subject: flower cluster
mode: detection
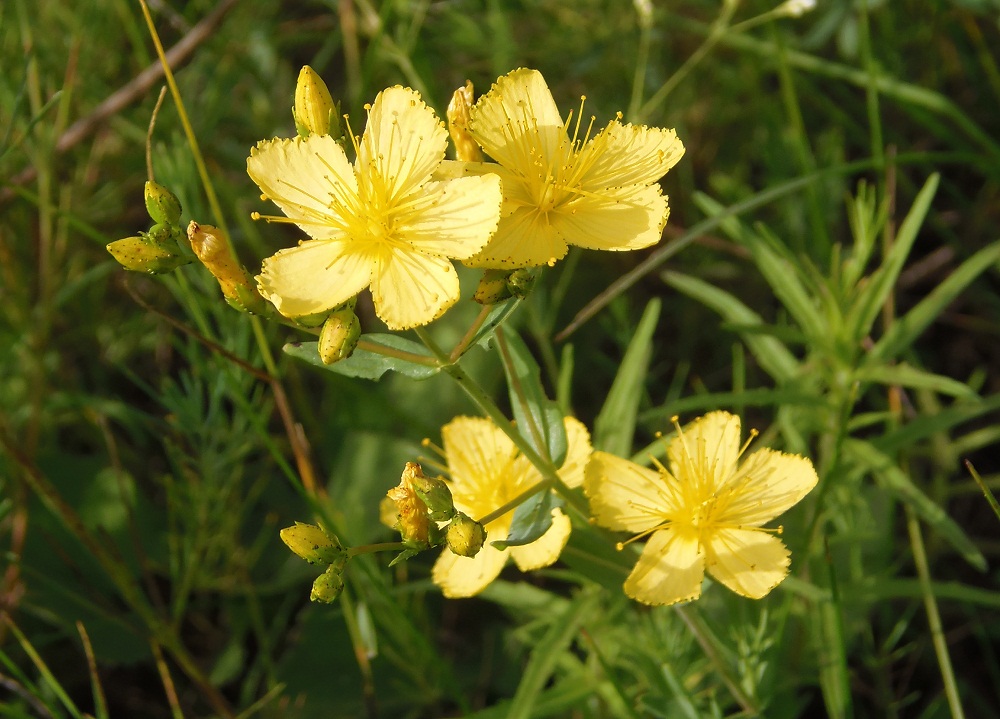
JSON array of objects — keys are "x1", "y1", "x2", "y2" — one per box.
[{"x1": 246, "y1": 67, "x2": 685, "y2": 331}]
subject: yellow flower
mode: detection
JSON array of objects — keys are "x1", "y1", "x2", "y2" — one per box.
[
  {"x1": 432, "y1": 416, "x2": 592, "y2": 597},
  {"x1": 248, "y1": 86, "x2": 503, "y2": 330},
  {"x1": 456, "y1": 67, "x2": 685, "y2": 268},
  {"x1": 585, "y1": 412, "x2": 818, "y2": 606}
]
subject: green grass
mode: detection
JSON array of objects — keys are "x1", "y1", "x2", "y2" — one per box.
[{"x1": 2, "y1": 0, "x2": 1000, "y2": 717}]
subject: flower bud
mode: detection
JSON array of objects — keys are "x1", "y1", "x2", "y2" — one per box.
[
  {"x1": 386, "y1": 467, "x2": 431, "y2": 549},
  {"x1": 310, "y1": 566, "x2": 345, "y2": 603},
  {"x1": 447, "y1": 81, "x2": 483, "y2": 162},
  {"x1": 106, "y1": 235, "x2": 189, "y2": 274},
  {"x1": 446, "y1": 512, "x2": 486, "y2": 558},
  {"x1": 505, "y1": 267, "x2": 537, "y2": 299},
  {"x1": 187, "y1": 221, "x2": 265, "y2": 312},
  {"x1": 280, "y1": 521, "x2": 347, "y2": 567},
  {"x1": 293, "y1": 65, "x2": 340, "y2": 137},
  {"x1": 473, "y1": 269, "x2": 514, "y2": 305},
  {"x1": 144, "y1": 181, "x2": 182, "y2": 225},
  {"x1": 318, "y1": 308, "x2": 361, "y2": 364},
  {"x1": 403, "y1": 462, "x2": 455, "y2": 522}
]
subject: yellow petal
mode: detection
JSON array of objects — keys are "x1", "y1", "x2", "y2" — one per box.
[
  {"x1": 247, "y1": 136, "x2": 357, "y2": 239},
  {"x1": 357, "y1": 86, "x2": 447, "y2": 202},
  {"x1": 557, "y1": 417, "x2": 592, "y2": 489},
  {"x1": 257, "y1": 240, "x2": 372, "y2": 317},
  {"x1": 463, "y1": 206, "x2": 568, "y2": 269},
  {"x1": 469, "y1": 68, "x2": 567, "y2": 172},
  {"x1": 585, "y1": 451, "x2": 675, "y2": 533},
  {"x1": 432, "y1": 541, "x2": 509, "y2": 597},
  {"x1": 442, "y1": 417, "x2": 517, "y2": 499},
  {"x1": 369, "y1": 247, "x2": 460, "y2": 330},
  {"x1": 578, "y1": 120, "x2": 685, "y2": 190},
  {"x1": 623, "y1": 528, "x2": 704, "y2": 606},
  {"x1": 668, "y1": 411, "x2": 742, "y2": 492},
  {"x1": 552, "y1": 183, "x2": 668, "y2": 252},
  {"x1": 716, "y1": 448, "x2": 818, "y2": 526},
  {"x1": 705, "y1": 528, "x2": 790, "y2": 599},
  {"x1": 509, "y1": 508, "x2": 571, "y2": 571},
  {"x1": 434, "y1": 162, "x2": 531, "y2": 217},
  {"x1": 396, "y1": 175, "x2": 502, "y2": 260}
]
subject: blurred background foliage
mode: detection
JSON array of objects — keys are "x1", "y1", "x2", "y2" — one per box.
[{"x1": 2, "y1": 0, "x2": 1000, "y2": 717}]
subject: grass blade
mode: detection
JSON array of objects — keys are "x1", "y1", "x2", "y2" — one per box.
[{"x1": 593, "y1": 298, "x2": 660, "y2": 455}]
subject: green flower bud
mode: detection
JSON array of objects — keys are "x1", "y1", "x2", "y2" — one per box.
[
  {"x1": 293, "y1": 65, "x2": 340, "y2": 138},
  {"x1": 106, "y1": 235, "x2": 189, "y2": 274},
  {"x1": 446, "y1": 512, "x2": 486, "y2": 558},
  {"x1": 473, "y1": 269, "x2": 514, "y2": 305},
  {"x1": 318, "y1": 308, "x2": 361, "y2": 364},
  {"x1": 280, "y1": 521, "x2": 346, "y2": 567},
  {"x1": 406, "y1": 465, "x2": 456, "y2": 522},
  {"x1": 144, "y1": 181, "x2": 182, "y2": 225},
  {"x1": 505, "y1": 267, "x2": 537, "y2": 299},
  {"x1": 310, "y1": 566, "x2": 345, "y2": 603}
]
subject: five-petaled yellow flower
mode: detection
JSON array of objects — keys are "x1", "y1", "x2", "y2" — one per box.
[
  {"x1": 248, "y1": 86, "x2": 503, "y2": 330},
  {"x1": 585, "y1": 412, "x2": 817, "y2": 606},
  {"x1": 432, "y1": 416, "x2": 591, "y2": 597},
  {"x1": 454, "y1": 67, "x2": 685, "y2": 268}
]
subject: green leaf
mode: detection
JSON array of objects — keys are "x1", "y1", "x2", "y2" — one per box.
[
  {"x1": 869, "y1": 241, "x2": 1000, "y2": 362},
  {"x1": 472, "y1": 297, "x2": 522, "y2": 350},
  {"x1": 496, "y1": 328, "x2": 568, "y2": 466},
  {"x1": 847, "y1": 174, "x2": 939, "y2": 344},
  {"x1": 853, "y1": 363, "x2": 979, "y2": 399},
  {"x1": 594, "y1": 298, "x2": 660, "y2": 455},
  {"x1": 664, "y1": 270, "x2": 800, "y2": 383},
  {"x1": 505, "y1": 588, "x2": 602, "y2": 719},
  {"x1": 283, "y1": 334, "x2": 438, "y2": 380},
  {"x1": 491, "y1": 490, "x2": 564, "y2": 550},
  {"x1": 846, "y1": 439, "x2": 987, "y2": 571}
]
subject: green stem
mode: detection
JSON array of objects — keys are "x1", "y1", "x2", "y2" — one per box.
[
  {"x1": 674, "y1": 605, "x2": 759, "y2": 715},
  {"x1": 637, "y1": 1, "x2": 737, "y2": 121},
  {"x1": 355, "y1": 338, "x2": 438, "y2": 366},
  {"x1": 449, "y1": 304, "x2": 492, "y2": 363},
  {"x1": 905, "y1": 505, "x2": 966, "y2": 719},
  {"x1": 347, "y1": 541, "x2": 407, "y2": 558},
  {"x1": 414, "y1": 328, "x2": 590, "y2": 519}
]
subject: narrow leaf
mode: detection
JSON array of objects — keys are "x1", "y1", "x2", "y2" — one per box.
[
  {"x1": 594, "y1": 298, "x2": 660, "y2": 455},
  {"x1": 496, "y1": 328, "x2": 568, "y2": 466},
  {"x1": 854, "y1": 363, "x2": 978, "y2": 399},
  {"x1": 506, "y1": 588, "x2": 602, "y2": 719},
  {"x1": 870, "y1": 241, "x2": 1000, "y2": 362},
  {"x1": 664, "y1": 270, "x2": 800, "y2": 383},
  {"x1": 491, "y1": 491, "x2": 564, "y2": 550},
  {"x1": 283, "y1": 334, "x2": 438, "y2": 380},
  {"x1": 846, "y1": 439, "x2": 986, "y2": 571},
  {"x1": 848, "y1": 174, "x2": 939, "y2": 344},
  {"x1": 472, "y1": 297, "x2": 522, "y2": 350}
]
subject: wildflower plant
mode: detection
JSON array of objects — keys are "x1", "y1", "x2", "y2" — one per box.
[{"x1": 18, "y1": 3, "x2": 992, "y2": 714}]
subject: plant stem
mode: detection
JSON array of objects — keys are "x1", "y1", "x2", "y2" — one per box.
[{"x1": 905, "y1": 506, "x2": 966, "y2": 719}]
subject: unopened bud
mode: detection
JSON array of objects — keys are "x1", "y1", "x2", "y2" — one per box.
[
  {"x1": 187, "y1": 221, "x2": 264, "y2": 312},
  {"x1": 310, "y1": 566, "x2": 345, "y2": 603},
  {"x1": 280, "y1": 521, "x2": 347, "y2": 567},
  {"x1": 387, "y1": 466, "x2": 431, "y2": 549},
  {"x1": 446, "y1": 512, "x2": 486, "y2": 558},
  {"x1": 447, "y1": 81, "x2": 483, "y2": 162},
  {"x1": 106, "y1": 235, "x2": 189, "y2": 274},
  {"x1": 144, "y1": 181, "x2": 182, "y2": 225},
  {"x1": 318, "y1": 308, "x2": 361, "y2": 364},
  {"x1": 473, "y1": 269, "x2": 514, "y2": 305},
  {"x1": 293, "y1": 65, "x2": 340, "y2": 137},
  {"x1": 404, "y1": 463, "x2": 455, "y2": 522},
  {"x1": 776, "y1": 0, "x2": 816, "y2": 17},
  {"x1": 505, "y1": 268, "x2": 537, "y2": 299}
]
